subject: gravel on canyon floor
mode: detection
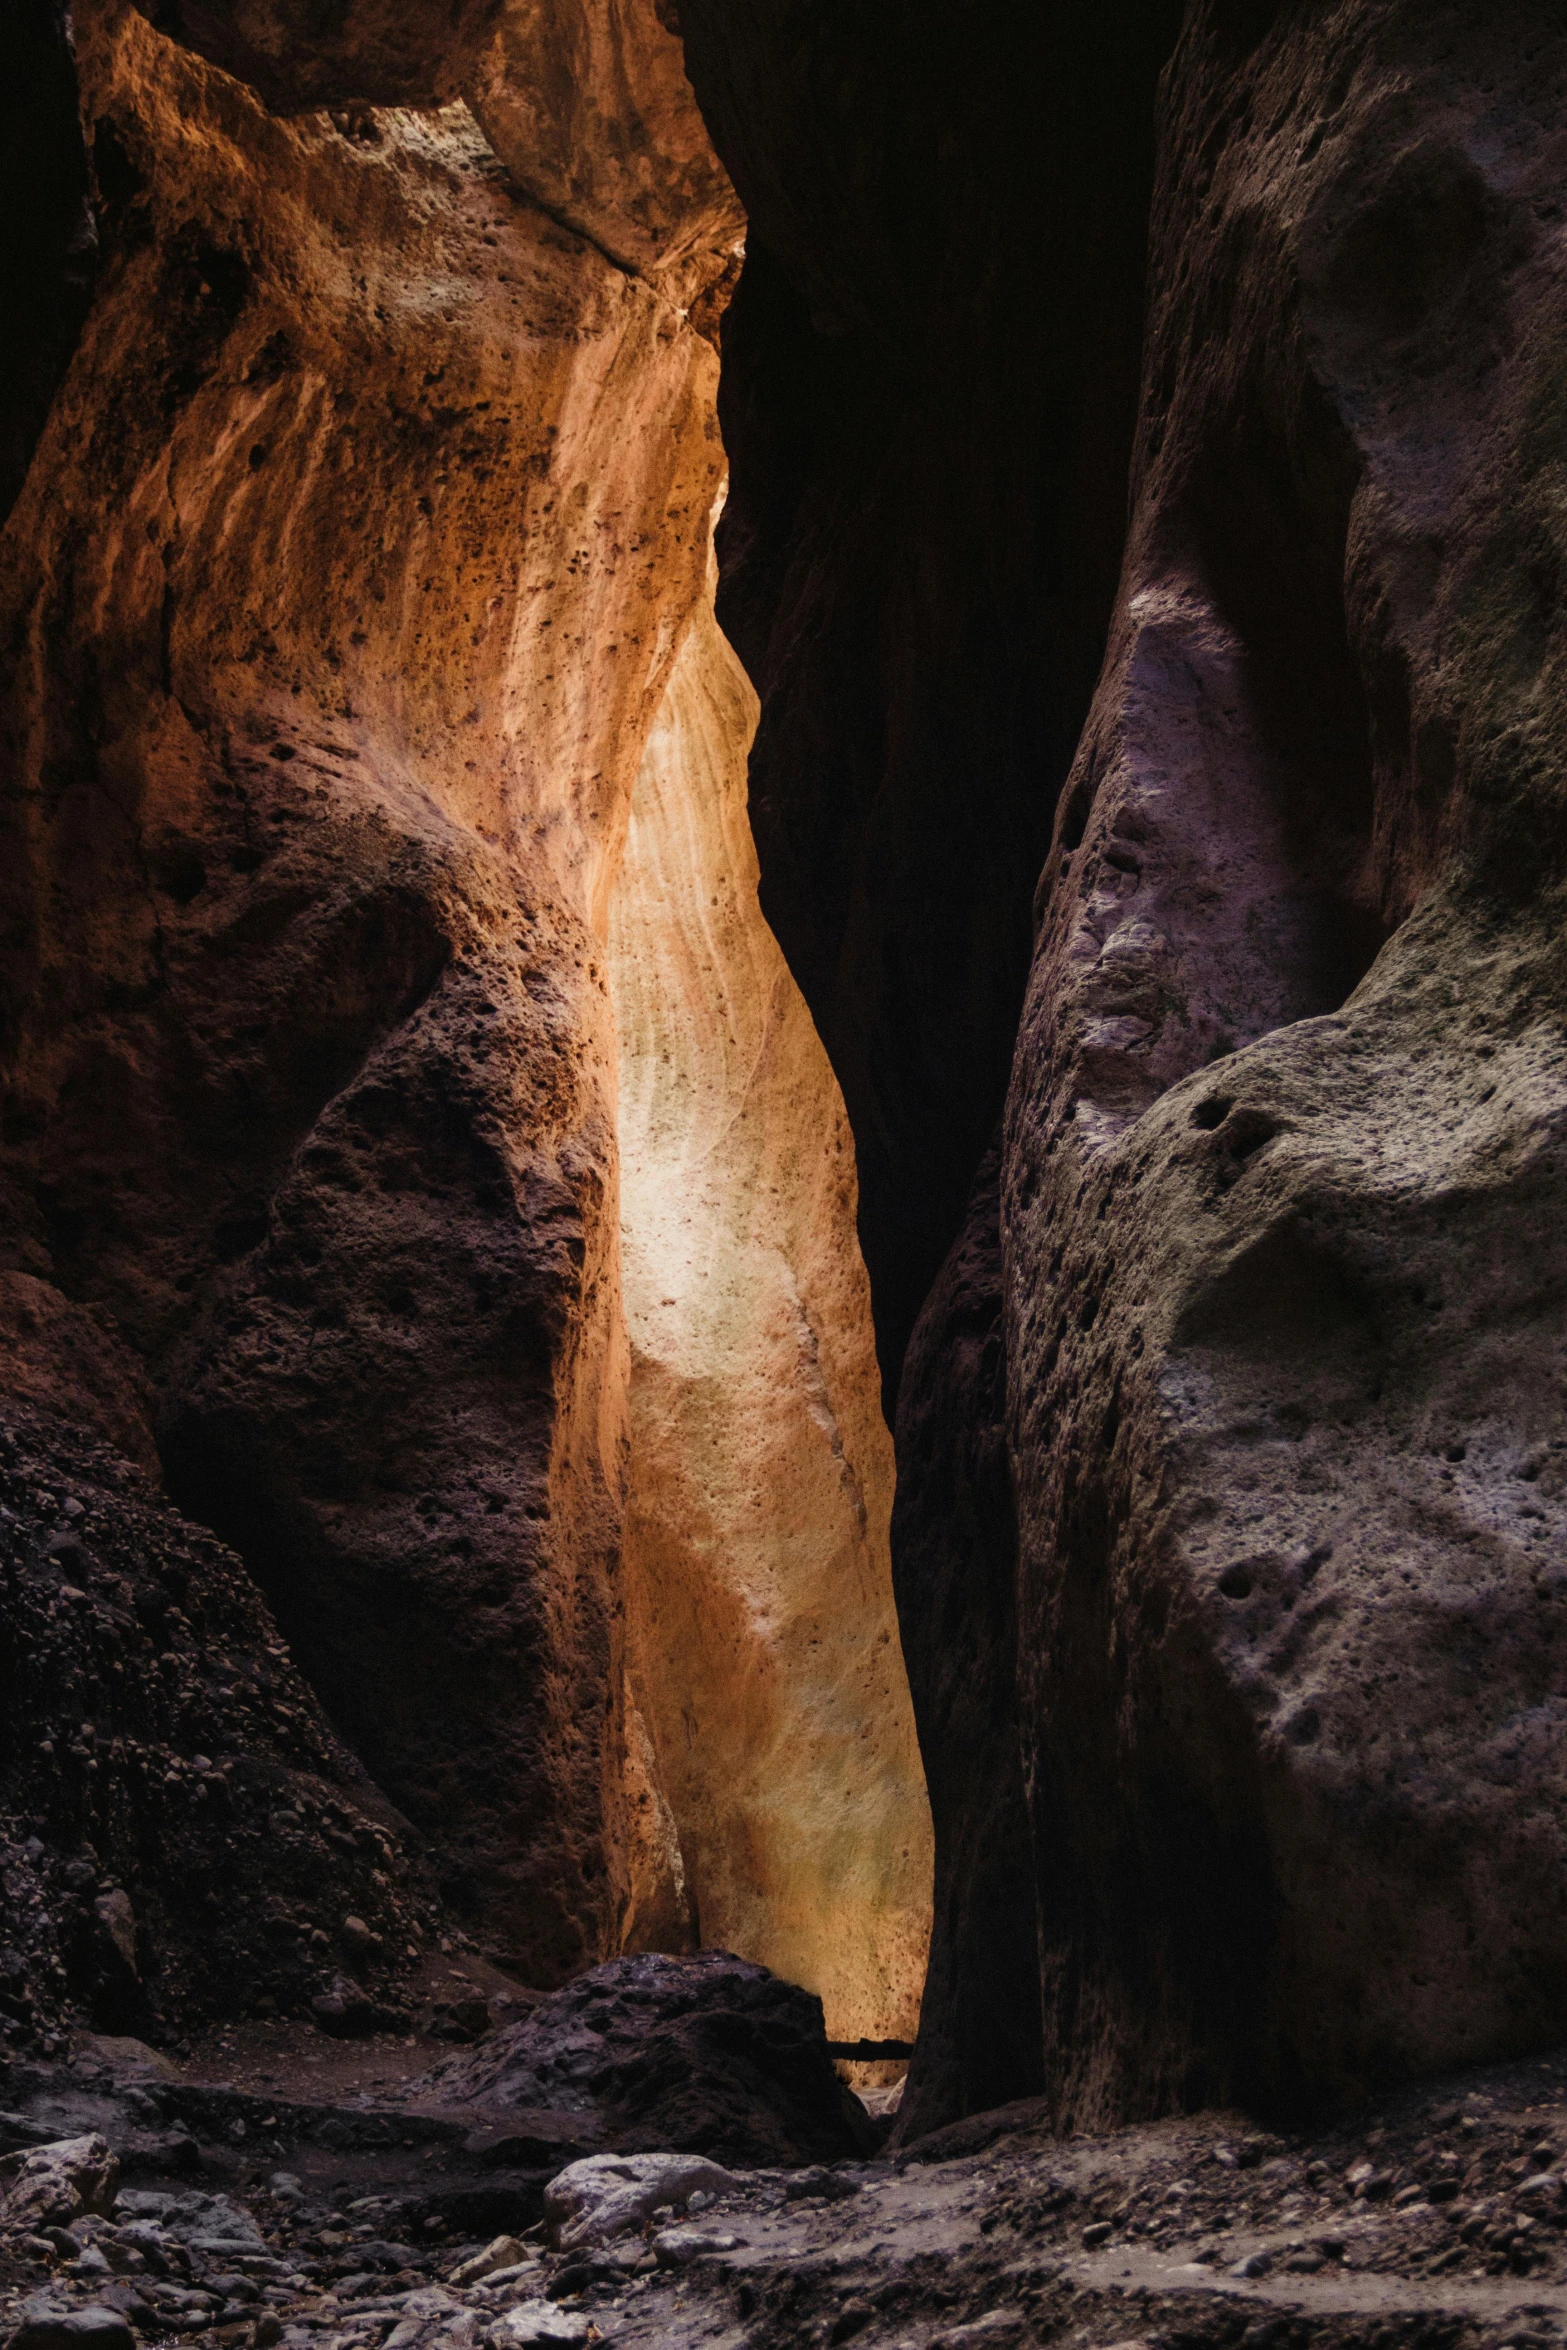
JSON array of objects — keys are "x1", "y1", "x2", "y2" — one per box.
[{"x1": 9, "y1": 2039, "x2": 1567, "y2": 2350}]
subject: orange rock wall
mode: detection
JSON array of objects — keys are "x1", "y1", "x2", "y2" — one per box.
[
  {"x1": 607, "y1": 569, "x2": 931, "y2": 2042},
  {"x1": 0, "y1": 0, "x2": 930, "y2": 2030}
]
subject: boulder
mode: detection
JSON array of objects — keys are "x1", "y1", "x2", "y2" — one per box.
[
  {"x1": 422, "y1": 1952, "x2": 876, "y2": 2167},
  {"x1": 0, "y1": 2136, "x2": 118, "y2": 2232},
  {"x1": 543, "y1": 2152, "x2": 735, "y2": 2253},
  {"x1": 6, "y1": 2311, "x2": 135, "y2": 2350},
  {"x1": 485, "y1": 2310, "x2": 592, "y2": 2349},
  {"x1": 446, "y1": 2237, "x2": 530, "y2": 2288},
  {"x1": 650, "y1": 2221, "x2": 744, "y2": 2266}
]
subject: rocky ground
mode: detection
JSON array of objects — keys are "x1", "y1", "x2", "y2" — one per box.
[{"x1": 8, "y1": 2029, "x2": 1567, "y2": 2350}]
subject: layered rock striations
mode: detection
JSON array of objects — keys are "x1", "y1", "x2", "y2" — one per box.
[{"x1": 1003, "y1": 0, "x2": 1567, "y2": 2123}]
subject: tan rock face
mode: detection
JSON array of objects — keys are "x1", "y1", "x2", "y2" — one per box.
[
  {"x1": 1003, "y1": 0, "x2": 1567, "y2": 2124},
  {"x1": 2, "y1": 0, "x2": 928, "y2": 2034},
  {"x1": 136, "y1": 0, "x2": 744, "y2": 309},
  {"x1": 1, "y1": 0, "x2": 719, "y2": 1978},
  {"x1": 464, "y1": 0, "x2": 745, "y2": 304},
  {"x1": 607, "y1": 572, "x2": 931, "y2": 2041}
]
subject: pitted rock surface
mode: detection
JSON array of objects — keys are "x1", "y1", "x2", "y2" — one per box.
[{"x1": 0, "y1": 1410, "x2": 435, "y2": 2048}]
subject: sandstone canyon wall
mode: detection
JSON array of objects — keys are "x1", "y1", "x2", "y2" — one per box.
[
  {"x1": 686, "y1": 0, "x2": 1567, "y2": 2135},
  {"x1": 609, "y1": 572, "x2": 929, "y2": 2046},
  {"x1": 9, "y1": 0, "x2": 1567, "y2": 2145},
  {"x1": 1004, "y1": 0, "x2": 1567, "y2": 2127},
  {"x1": 0, "y1": 0, "x2": 929, "y2": 2043}
]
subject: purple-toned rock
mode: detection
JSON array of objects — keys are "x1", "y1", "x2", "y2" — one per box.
[{"x1": 420, "y1": 1952, "x2": 875, "y2": 2168}]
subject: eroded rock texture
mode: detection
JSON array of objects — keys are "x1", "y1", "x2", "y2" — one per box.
[
  {"x1": 1, "y1": 0, "x2": 928, "y2": 2045},
  {"x1": 0, "y1": 1406, "x2": 437, "y2": 2045},
  {"x1": 1004, "y1": 0, "x2": 1567, "y2": 2124},
  {"x1": 0, "y1": 0, "x2": 722, "y2": 1983},
  {"x1": 608, "y1": 576, "x2": 930, "y2": 2042},
  {"x1": 681, "y1": 0, "x2": 1567, "y2": 2136}
]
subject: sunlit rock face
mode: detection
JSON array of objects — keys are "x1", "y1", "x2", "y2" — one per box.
[
  {"x1": 0, "y1": 0, "x2": 720, "y2": 1981},
  {"x1": 607, "y1": 571, "x2": 931, "y2": 2043},
  {"x1": 136, "y1": 0, "x2": 745, "y2": 303},
  {"x1": 1004, "y1": 0, "x2": 1567, "y2": 2125},
  {"x1": 1, "y1": 0, "x2": 928, "y2": 2038}
]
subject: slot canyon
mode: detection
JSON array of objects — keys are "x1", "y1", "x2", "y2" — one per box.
[{"x1": 3, "y1": 4, "x2": 1567, "y2": 2350}]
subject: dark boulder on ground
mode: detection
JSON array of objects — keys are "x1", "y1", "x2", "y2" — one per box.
[{"x1": 418, "y1": 1952, "x2": 876, "y2": 2169}]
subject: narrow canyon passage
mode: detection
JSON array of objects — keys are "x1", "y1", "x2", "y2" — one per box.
[{"x1": 9, "y1": 12, "x2": 1567, "y2": 2299}]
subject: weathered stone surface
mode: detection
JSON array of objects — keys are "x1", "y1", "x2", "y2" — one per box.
[
  {"x1": 463, "y1": 0, "x2": 744, "y2": 304},
  {"x1": 0, "y1": 1280, "x2": 158, "y2": 1481},
  {"x1": 1002, "y1": 0, "x2": 1567, "y2": 2124},
  {"x1": 7, "y1": 2309, "x2": 136, "y2": 2350},
  {"x1": 132, "y1": 0, "x2": 742, "y2": 310},
  {"x1": 1, "y1": 0, "x2": 722, "y2": 1985},
  {"x1": 542, "y1": 2150, "x2": 733, "y2": 2251},
  {"x1": 0, "y1": 1406, "x2": 436, "y2": 2041},
  {"x1": 0, "y1": 0, "x2": 928, "y2": 2050},
  {"x1": 607, "y1": 578, "x2": 929, "y2": 2042},
  {"x1": 0, "y1": 2137, "x2": 117, "y2": 2233},
  {"x1": 420, "y1": 1952, "x2": 875, "y2": 2167}
]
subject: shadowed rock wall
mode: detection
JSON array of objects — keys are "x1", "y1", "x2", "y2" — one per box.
[
  {"x1": 676, "y1": 0, "x2": 1184, "y2": 2130},
  {"x1": 1004, "y1": 0, "x2": 1567, "y2": 2126},
  {"x1": 0, "y1": 0, "x2": 98, "y2": 522},
  {"x1": 681, "y1": 0, "x2": 1567, "y2": 2135}
]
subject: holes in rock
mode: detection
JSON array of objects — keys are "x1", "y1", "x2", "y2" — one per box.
[
  {"x1": 1192, "y1": 1095, "x2": 1234, "y2": 1130},
  {"x1": 153, "y1": 842, "x2": 207, "y2": 903},
  {"x1": 1192, "y1": 365, "x2": 1401, "y2": 1020},
  {"x1": 184, "y1": 239, "x2": 251, "y2": 322},
  {"x1": 1224, "y1": 1107, "x2": 1280, "y2": 1163},
  {"x1": 91, "y1": 116, "x2": 144, "y2": 215},
  {"x1": 1218, "y1": 1565, "x2": 1255, "y2": 1600},
  {"x1": 1316, "y1": 140, "x2": 1507, "y2": 341}
]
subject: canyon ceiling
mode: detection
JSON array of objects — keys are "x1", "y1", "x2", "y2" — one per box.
[{"x1": 4, "y1": 0, "x2": 1567, "y2": 2153}]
